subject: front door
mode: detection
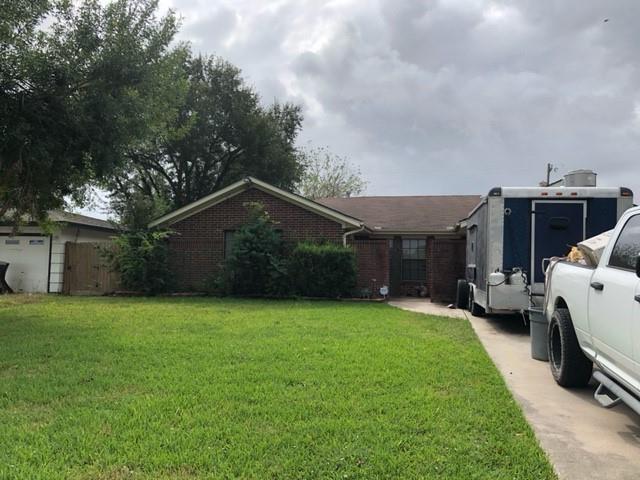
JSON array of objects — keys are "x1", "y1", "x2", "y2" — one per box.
[
  {"x1": 590, "y1": 213, "x2": 640, "y2": 383},
  {"x1": 531, "y1": 201, "x2": 586, "y2": 284},
  {"x1": 632, "y1": 281, "x2": 640, "y2": 381}
]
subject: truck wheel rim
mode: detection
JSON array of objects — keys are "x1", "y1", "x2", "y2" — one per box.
[{"x1": 549, "y1": 323, "x2": 562, "y2": 371}]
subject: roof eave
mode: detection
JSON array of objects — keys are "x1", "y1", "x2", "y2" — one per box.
[{"x1": 366, "y1": 228, "x2": 462, "y2": 236}]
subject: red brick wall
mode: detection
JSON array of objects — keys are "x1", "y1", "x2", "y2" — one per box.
[
  {"x1": 166, "y1": 186, "x2": 467, "y2": 298},
  {"x1": 168, "y1": 188, "x2": 344, "y2": 290},
  {"x1": 352, "y1": 238, "x2": 389, "y2": 296},
  {"x1": 430, "y1": 237, "x2": 466, "y2": 303}
]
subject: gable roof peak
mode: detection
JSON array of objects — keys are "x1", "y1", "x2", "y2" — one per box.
[{"x1": 148, "y1": 176, "x2": 363, "y2": 229}]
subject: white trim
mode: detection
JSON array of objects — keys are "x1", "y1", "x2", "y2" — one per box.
[
  {"x1": 365, "y1": 230, "x2": 461, "y2": 236},
  {"x1": 487, "y1": 196, "x2": 504, "y2": 286},
  {"x1": 149, "y1": 177, "x2": 363, "y2": 229},
  {"x1": 148, "y1": 180, "x2": 248, "y2": 227},
  {"x1": 500, "y1": 187, "x2": 624, "y2": 198},
  {"x1": 249, "y1": 178, "x2": 363, "y2": 227}
]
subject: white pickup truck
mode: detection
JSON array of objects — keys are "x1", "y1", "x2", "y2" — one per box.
[{"x1": 544, "y1": 206, "x2": 640, "y2": 413}]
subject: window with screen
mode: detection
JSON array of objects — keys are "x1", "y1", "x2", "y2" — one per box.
[
  {"x1": 224, "y1": 231, "x2": 236, "y2": 259},
  {"x1": 402, "y1": 238, "x2": 426, "y2": 281},
  {"x1": 609, "y1": 215, "x2": 640, "y2": 271}
]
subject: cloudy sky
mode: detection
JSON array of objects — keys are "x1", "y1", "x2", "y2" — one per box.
[{"x1": 153, "y1": 0, "x2": 639, "y2": 197}]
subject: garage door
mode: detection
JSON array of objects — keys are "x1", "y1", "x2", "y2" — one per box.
[{"x1": 0, "y1": 236, "x2": 50, "y2": 293}]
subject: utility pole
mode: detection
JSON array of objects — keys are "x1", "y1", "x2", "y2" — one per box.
[{"x1": 545, "y1": 163, "x2": 554, "y2": 186}]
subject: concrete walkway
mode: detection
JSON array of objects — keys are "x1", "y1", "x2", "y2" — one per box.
[
  {"x1": 390, "y1": 298, "x2": 640, "y2": 480},
  {"x1": 388, "y1": 297, "x2": 466, "y2": 319}
]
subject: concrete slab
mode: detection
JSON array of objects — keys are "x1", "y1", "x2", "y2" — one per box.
[
  {"x1": 388, "y1": 298, "x2": 466, "y2": 319},
  {"x1": 390, "y1": 299, "x2": 640, "y2": 480},
  {"x1": 468, "y1": 314, "x2": 640, "y2": 480}
]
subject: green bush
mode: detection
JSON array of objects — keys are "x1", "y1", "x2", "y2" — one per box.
[
  {"x1": 288, "y1": 242, "x2": 357, "y2": 297},
  {"x1": 210, "y1": 203, "x2": 358, "y2": 298},
  {"x1": 218, "y1": 202, "x2": 288, "y2": 296},
  {"x1": 105, "y1": 230, "x2": 173, "y2": 295}
]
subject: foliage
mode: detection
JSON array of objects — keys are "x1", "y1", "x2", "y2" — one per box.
[
  {"x1": 297, "y1": 145, "x2": 368, "y2": 199},
  {"x1": 211, "y1": 205, "x2": 357, "y2": 298},
  {"x1": 107, "y1": 54, "x2": 305, "y2": 212},
  {"x1": 0, "y1": 0, "x2": 185, "y2": 224},
  {"x1": 105, "y1": 230, "x2": 173, "y2": 294},
  {"x1": 288, "y1": 242, "x2": 357, "y2": 297},
  {"x1": 217, "y1": 202, "x2": 287, "y2": 296},
  {"x1": 0, "y1": 296, "x2": 556, "y2": 479},
  {"x1": 110, "y1": 188, "x2": 170, "y2": 231}
]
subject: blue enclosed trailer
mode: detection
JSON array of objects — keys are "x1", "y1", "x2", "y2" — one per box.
[{"x1": 461, "y1": 183, "x2": 634, "y2": 315}]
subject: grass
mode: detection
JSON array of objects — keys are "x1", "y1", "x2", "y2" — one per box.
[{"x1": 0, "y1": 296, "x2": 555, "y2": 479}]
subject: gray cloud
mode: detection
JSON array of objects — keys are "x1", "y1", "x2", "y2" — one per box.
[{"x1": 160, "y1": 0, "x2": 640, "y2": 197}]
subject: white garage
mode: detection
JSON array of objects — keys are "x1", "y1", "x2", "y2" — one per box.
[
  {"x1": 0, "y1": 212, "x2": 116, "y2": 293},
  {"x1": 1, "y1": 236, "x2": 51, "y2": 293}
]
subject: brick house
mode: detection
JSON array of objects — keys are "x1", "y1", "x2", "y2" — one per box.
[{"x1": 150, "y1": 177, "x2": 480, "y2": 302}]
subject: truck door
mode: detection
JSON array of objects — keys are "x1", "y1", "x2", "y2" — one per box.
[
  {"x1": 589, "y1": 213, "x2": 640, "y2": 381},
  {"x1": 531, "y1": 201, "x2": 586, "y2": 285},
  {"x1": 633, "y1": 281, "x2": 640, "y2": 378}
]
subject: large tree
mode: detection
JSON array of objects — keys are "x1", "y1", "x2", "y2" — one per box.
[
  {"x1": 107, "y1": 54, "x2": 305, "y2": 224},
  {"x1": 296, "y1": 146, "x2": 367, "y2": 199},
  {"x1": 0, "y1": 0, "x2": 183, "y2": 224}
]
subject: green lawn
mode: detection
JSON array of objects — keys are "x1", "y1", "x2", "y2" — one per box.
[{"x1": 0, "y1": 296, "x2": 554, "y2": 479}]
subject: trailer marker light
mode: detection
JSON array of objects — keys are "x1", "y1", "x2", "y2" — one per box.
[
  {"x1": 541, "y1": 192, "x2": 549, "y2": 196},
  {"x1": 570, "y1": 192, "x2": 578, "y2": 196}
]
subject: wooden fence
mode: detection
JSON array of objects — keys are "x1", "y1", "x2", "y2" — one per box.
[{"x1": 63, "y1": 242, "x2": 120, "y2": 295}]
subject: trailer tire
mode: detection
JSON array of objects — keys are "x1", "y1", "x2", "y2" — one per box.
[
  {"x1": 548, "y1": 308, "x2": 592, "y2": 387},
  {"x1": 455, "y1": 280, "x2": 469, "y2": 309},
  {"x1": 468, "y1": 289, "x2": 485, "y2": 317}
]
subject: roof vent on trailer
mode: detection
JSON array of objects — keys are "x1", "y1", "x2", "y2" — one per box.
[{"x1": 563, "y1": 169, "x2": 597, "y2": 187}]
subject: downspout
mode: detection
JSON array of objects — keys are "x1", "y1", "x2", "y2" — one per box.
[{"x1": 342, "y1": 224, "x2": 366, "y2": 246}]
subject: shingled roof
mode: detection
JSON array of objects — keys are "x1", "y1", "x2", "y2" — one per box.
[
  {"x1": 317, "y1": 195, "x2": 481, "y2": 233},
  {"x1": 48, "y1": 211, "x2": 117, "y2": 231}
]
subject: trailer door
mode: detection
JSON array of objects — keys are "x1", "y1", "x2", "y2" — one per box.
[{"x1": 531, "y1": 201, "x2": 586, "y2": 284}]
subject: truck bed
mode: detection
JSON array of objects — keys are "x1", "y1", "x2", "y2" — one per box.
[{"x1": 545, "y1": 260, "x2": 594, "y2": 343}]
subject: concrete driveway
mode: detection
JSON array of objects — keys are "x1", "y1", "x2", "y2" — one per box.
[{"x1": 390, "y1": 298, "x2": 640, "y2": 480}]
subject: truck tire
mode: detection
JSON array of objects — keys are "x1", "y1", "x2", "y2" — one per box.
[
  {"x1": 468, "y1": 289, "x2": 485, "y2": 317},
  {"x1": 548, "y1": 308, "x2": 592, "y2": 387},
  {"x1": 455, "y1": 279, "x2": 469, "y2": 309}
]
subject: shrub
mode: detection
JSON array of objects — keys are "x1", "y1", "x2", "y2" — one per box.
[
  {"x1": 105, "y1": 230, "x2": 173, "y2": 295},
  {"x1": 218, "y1": 202, "x2": 287, "y2": 296},
  {"x1": 288, "y1": 242, "x2": 356, "y2": 297}
]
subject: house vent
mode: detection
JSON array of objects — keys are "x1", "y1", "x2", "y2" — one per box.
[{"x1": 564, "y1": 169, "x2": 597, "y2": 187}]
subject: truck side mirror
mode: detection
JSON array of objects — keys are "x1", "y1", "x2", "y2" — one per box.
[{"x1": 636, "y1": 255, "x2": 640, "y2": 279}]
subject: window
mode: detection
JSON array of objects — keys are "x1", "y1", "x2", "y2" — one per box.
[
  {"x1": 224, "y1": 231, "x2": 236, "y2": 259},
  {"x1": 609, "y1": 215, "x2": 640, "y2": 271},
  {"x1": 5, "y1": 239, "x2": 19, "y2": 245},
  {"x1": 29, "y1": 239, "x2": 44, "y2": 245},
  {"x1": 402, "y1": 238, "x2": 426, "y2": 282}
]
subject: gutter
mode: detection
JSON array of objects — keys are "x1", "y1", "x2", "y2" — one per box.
[{"x1": 342, "y1": 224, "x2": 366, "y2": 246}]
